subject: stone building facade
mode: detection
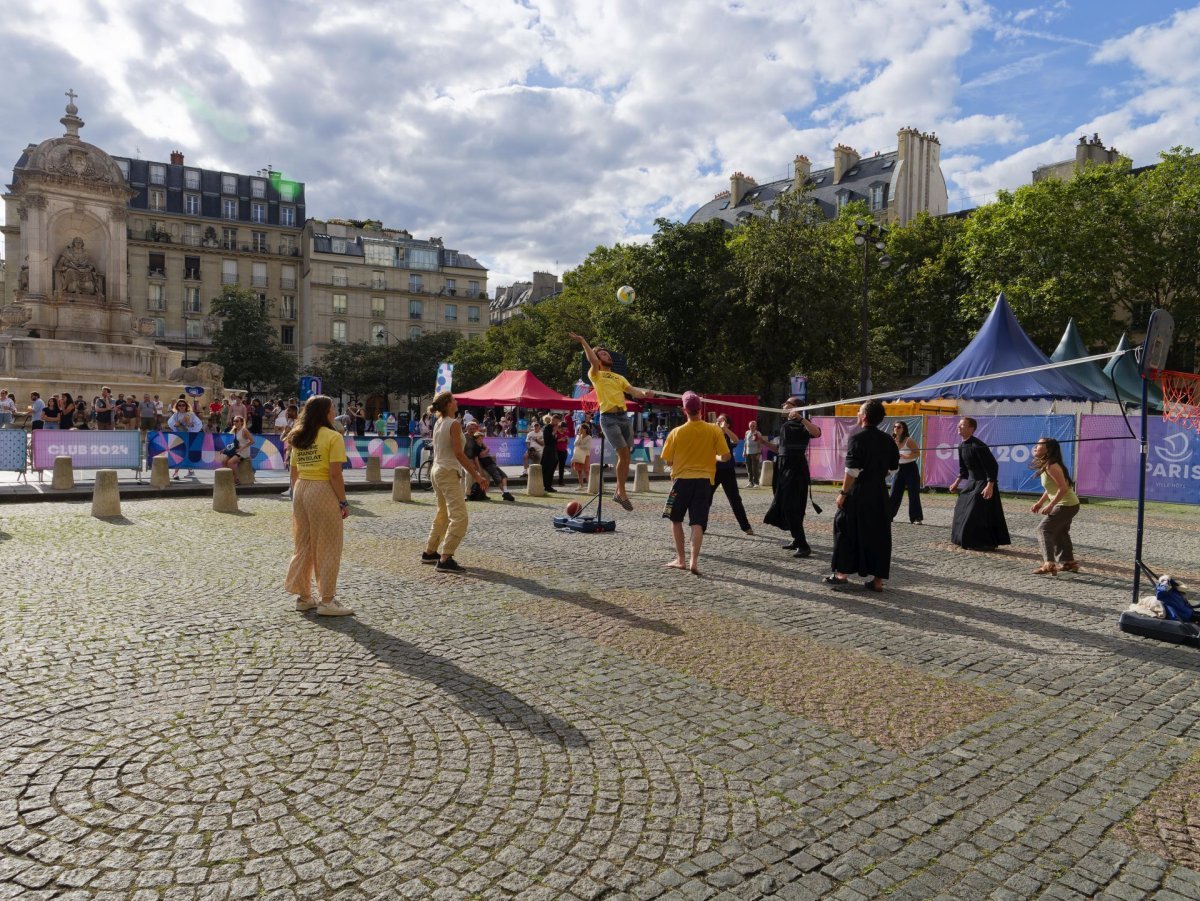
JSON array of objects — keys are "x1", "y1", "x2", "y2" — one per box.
[
  {"x1": 1032, "y1": 134, "x2": 1122, "y2": 183},
  {"x1": 689, "y1": 126, "x2": 948, "y2": 228},
  {"x1": 302, "y1": 219, "x2": 488, "y2": 366},
  {"x1": 489, "y1": 271, "x2": 562, "y2": 323}
]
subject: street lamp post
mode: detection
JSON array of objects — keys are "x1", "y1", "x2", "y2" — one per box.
[
  {"x1": 853, "y1": 218, "x2": 890, "y2": 396},
  {"x1": 377, "y1": 329, "x2": 403, "y2": 413}
]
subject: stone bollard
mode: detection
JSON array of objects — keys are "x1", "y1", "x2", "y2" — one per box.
[
  {"x1": 150, "y1": 456, "x2": 170, "y2": 488},
  {"x1": 587, "y1": 462, "x2": 602, "y2": 495},
  {"x1": 526, "y1": 463, "x2": 545, "y2": 497},
  {"x1": 392, "y1": 467, "x2": 411, "y2": 502},
  {"x1": 761, "y1": 459, "x2": 775, "y2": 489},
  {"x1": 237, "y1": 458, "x2": 255, "y2": 486},
  {"x1": 212, "y1": 468, "x2": 239, "y2": 513},
  {"x1": 365, "y1": 456, "x2": 382, "y2": 484},
  {"x1": 633, "y1": 462, "x2": 650, "y2": 493},
  {"x1": 92, "y1": 469, "x2": 122, "y2": 518},
  {"x1": 51, "y1": 456, "x2": 74, "y2": 490},
  {"x1": 652, "y1": 455, "x2": 665, "y2": 475}
]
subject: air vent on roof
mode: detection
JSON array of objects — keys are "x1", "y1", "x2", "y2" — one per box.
[
  {"x1": 881, "y1": 160, "x2": 894, "y2": 169},
  {"x1": 719, "y1": 201, "x2": 729, "y2": 210},
  {"x1": 846, "y1": 168, "x2": 859, "y2": 177},
  {"x1": 813, "y1": 176, "x2": 824, "y2": 184}
]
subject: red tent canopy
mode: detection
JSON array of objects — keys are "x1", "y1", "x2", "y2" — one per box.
[{"x1": 454, "y1": 370, "x2": 580, "y2": 409}]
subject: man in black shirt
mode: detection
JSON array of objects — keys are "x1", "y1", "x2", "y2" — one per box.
[{"x1": 464, "y1": 422, "x2": 515, "y2": 502}]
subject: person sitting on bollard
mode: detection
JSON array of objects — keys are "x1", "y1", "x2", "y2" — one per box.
[
  {"x1": 464, "y1": 421, "x2": 515, "y2": 502},
  {"x1": 221, "y1": 416, "x2": 255, "y2": 485}
]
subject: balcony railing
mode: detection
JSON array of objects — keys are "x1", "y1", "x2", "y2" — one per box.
[
  {"x1": 409, "y1": 312, "x2": 422, "y2": 319},
  {"x1": 252, "y1": 276, "x2": 268, "y2": 287},
  {"x1": 148, "y1": 268, "x2": 166, "y2": 278},
  {"x1": 182, "y1": 235, "x2": 202, "y2": 247},
  {"x1": 221, "y1": 240, "x2": 238, "y2": 250},
  {"x1": 332, "y1": 275, "x2": 349, "y2": 286},
  {"x1": 280, "y1": 308, "x2": 297, "y2": 320},
  {"x1": 252, "y1": 244, "x2": 270, "y2": 254},
  {"x1": 280, "y1": 278, "x2": 296, "y2": 289},
  {"x1": 184, "y1": 269, "x2": 201, "y2": 280},
  {"x1": 221, "y1": 274, "x2": 239, "y2": 285},
  {"x1": 278, "y1": 246, "x2": 300, "y2": 256}
]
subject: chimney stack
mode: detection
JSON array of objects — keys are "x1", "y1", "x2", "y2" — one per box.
[
  {"x1": 170, "y1": 150, "x2": 184, "y2": 165},
  {"x1": 793, "y1": 154, "x2": 811, "y2": 191},
  {"x1": 833, "y1": 144, "x2": 860, "y2": 183},
  {"x1": 729, "y1": 171, "x2": 757, "y2": 206},
  {"x1": 1075, "y1": 133, "x2": 1119, "y2": 170}
]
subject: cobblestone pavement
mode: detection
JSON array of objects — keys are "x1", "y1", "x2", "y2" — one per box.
[{"x1": 2, "y1": 484, "x2": 1199, "y2": 900}]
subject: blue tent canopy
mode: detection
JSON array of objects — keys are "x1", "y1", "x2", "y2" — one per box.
[
  {"x1": 1103, "y1": 333, "x2": 1164, "y2": 411},
  {"x1": 893, "y1": 294, "x2": 1103, "y2": 401},
  {"x1": 1049, "y1": 318, "x2": 1120, "y2": 402}
]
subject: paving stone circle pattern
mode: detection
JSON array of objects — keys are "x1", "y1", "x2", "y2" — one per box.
[{"x1": 1, "y1": 485, "x2": 1199, "y2": 899}]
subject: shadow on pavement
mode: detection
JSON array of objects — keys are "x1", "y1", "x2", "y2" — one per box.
[
  {"x1": 466, "y1": 567, "x2": 684, "y2": 636},
  {"x1": 310, "y1": 615, "x2": 591, "y2": 749}
]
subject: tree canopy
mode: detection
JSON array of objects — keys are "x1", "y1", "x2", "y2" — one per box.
[{"x1": 208, "y1": 286, "x2": 297, "y2": 394}]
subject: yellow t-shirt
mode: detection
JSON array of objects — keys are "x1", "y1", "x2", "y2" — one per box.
[
  {"x1": 589, "y1": 366, "x2": 634, "y2": 414},
  {"x1": 662, "y1": 420, "x2": 728, "y2": 483},
  {"x1": 291, "y1": 426, "x2": 348, "y2": 481}
]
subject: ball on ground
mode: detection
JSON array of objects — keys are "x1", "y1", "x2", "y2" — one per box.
[
  {"x1": 565, "y1": 500, "x2": 582, "y2": 517},
  {"x1": 616, "y1": 285, "x2": 636, "y2": 305}
]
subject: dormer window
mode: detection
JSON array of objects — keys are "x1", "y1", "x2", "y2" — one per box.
[
  {"x1": 868, "y1": 183, "x2": 886, "y2": 211},
  {"x1": 836, "y1": 190, "x2": 851, "y2": 208}
]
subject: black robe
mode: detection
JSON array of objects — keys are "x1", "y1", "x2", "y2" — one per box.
[
  {"x1": 951, "y1": 435, "x2": 1011, "y2": 550},
  {"x1": 832, "y1": 426, "x2": 900, "y2": 579},
  {"x1": 764, "y1": 418, "x2": 813, "y2": 541}
]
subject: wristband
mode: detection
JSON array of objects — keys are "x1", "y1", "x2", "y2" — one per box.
[{"x1": 338, "y1": 500, "x2": 349, "y2": 509}]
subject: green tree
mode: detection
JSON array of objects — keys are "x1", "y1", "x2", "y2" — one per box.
[{"x1": 208, "y1": 286, "x2": 296, "y2": 394}]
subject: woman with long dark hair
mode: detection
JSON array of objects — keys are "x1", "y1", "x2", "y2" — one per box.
[
  {"x1": 41, "y1": 395, "x2": 61, "y2": 429},
  {"x1": 763, "y1": 397, "x2": 822, "y2": 557},
  {"x1": 59, "y1": 393, "x2": 76, "y2": 431},
  {"x1": 1029, "y1": 437, "x2": 1081, "y2": 575},
  {"x1": 284, "y1": 394, "x2": 352, "y2": 615},
  {"x1": 888, "y1": 421, "x2": 923, "y2": 524}
]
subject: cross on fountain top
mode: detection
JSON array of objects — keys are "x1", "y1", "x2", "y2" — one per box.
[{"x1": 60, "y1": 88, "x2": 83, "y2": 137}]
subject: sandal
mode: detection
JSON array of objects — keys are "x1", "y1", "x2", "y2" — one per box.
[
  {"x1": 864, "y1": 580, "x2": 883, "y2": 592},
  {"x1": 1032, "y1": 564, "x2": 1058, "y2": 576},
  {"x1": 822, "y1": 575, "x2": 848, "y2": 585},
  {"x1": 1061, "y1": 561, "x2": 1081, "y2": 573}
]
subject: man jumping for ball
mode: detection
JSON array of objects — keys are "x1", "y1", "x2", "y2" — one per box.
[{"x1": 570, "y1": 332, "x2": 655, "y2": 510}]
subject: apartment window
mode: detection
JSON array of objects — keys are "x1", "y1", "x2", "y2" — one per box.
[
  {"x1": 365, "y1": 243, "x2": 394, "y2": 267},
  {"x1": 184, "y1": 168, "x2": 200, "y2": 190},
  {"x1": 280, "y1": 206, "x2": 296, "y2": 227},
  {"x1": 445, "y1": 278, "x2": 456, "y2": 295},
  {"x1": 252, "y1": 262, "x2": 267, "y2": 287},
  {"x1": 280, "y1": 295, "x2": 296, "y2": 319},
  {"x1": 251, "y1": 179, "x2": 266, "y2": 199},
  {"x1": 252, "y1": 231, "x2": 268, "y2": 252},
  {"x1": 332, "y1": 267, "x2": 348, "y2": 286},
  {"x1": 251, "y1": 201, "x2": 266, "y2": 223},
  {"x1": 184, "y1": 193, "x2": 200, "y2": 215},
  {"x1": 371, "y1": 324, "x2": 387, "y2": 345},
  {"x1": 148, "y1": 252, "x2": 166, "y2": 277},
  {"x1": 152, "y1": 317, "x2": 165, "y2": 337},
  {"x1": 372, "y1": 270, "x2": 387, "y2": 289},
  {"x1": 406, "y1": 247, "x2": 439, "y2": 270},
  {"x1": 149, "y1": 164, "x2": 165, "y2": 185},
  {"x1": 468, "y1": 305, "x2": 480, "y2": 323},
  {"x1": 332, "y1": 320, "x2": 347, "y2": 343},
  {"x1": 409, "y1": 326, "x2": 423, "y2": 338},
  {"x1": 221, "y1": 174, "x2": 237, "y2": 195},
  {"x1": 466, "y1": 281, "x2": 479, "y2": 297},
  {"x1": 444, "y1": 303, "x2": 458, "y2": 322},
  {"x1": 281, "y1": 325, "x2": 295, "y2": 346},
  {"x1": 279, "y1": 234, "x2": 297, "y2": 255},
  {"x1": 116, "y1": 159, "x2": 130, "y2": 181},
  {"x1": 331, "y1": 238, "x2": 347, "y2": 254},
  {"x1": 222, "y1": 198, "x2": 238, "y2": 219},
  {"x1": 222, "y1": 227, "x2": 238, "y2": 250},
  {"x1": 184, "y1": 256, "x2": 201, "y2": 280},
  {"x1": 408, "y1": 274, "x2": 423, "y2": 293},
  {"x1": 280, "y1": 265, "x2": 296, "y2": 290},
  {"x1": 185, "y1": 319, "x2": 202, "y2": 339},
  {"x1": 371, "y1": 296, "x2": 385, "y2": 315},
  {"x1": 332, "y1": 293, "x2": 347, "y2": 315},
  {"x1": 869, "y1": 184, "x2": 885, "y2": 211},
  {"x1": 147, "y1": 284, "x2": 165, "y2": 311},
  {"x1": 222, "y1": 259, "x2": 238, "y2": 285},
  {"x1": 149, "y1": 189, "x2": 165, "y2": 211},
  {"x1": 278, "y1": 180, "x2": 296, "y2": 201},
  {"x1": 183, "y1": 224, "x2": 201, "y2": 246},
  {"x1": 184, "y1": 286, "x2": 201, "y2": 313},
  {"x1": 409, "y1": 299, "x2": 423, "y2": 319}
]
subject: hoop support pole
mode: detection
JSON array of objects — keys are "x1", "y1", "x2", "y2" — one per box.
[{"x1": 1133, "y1": 374, "x2": 1149, "y2": 604}]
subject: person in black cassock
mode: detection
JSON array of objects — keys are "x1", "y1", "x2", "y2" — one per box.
[
  {"x1": 825, "y1": 400, "x2": 900, "y2": 592},
  {"x1": 763, "y1": 397, "x2": 822, "y2": 558},
  {"x1": 950, "y1": 417, "x2": 1011, "y2": 550}
]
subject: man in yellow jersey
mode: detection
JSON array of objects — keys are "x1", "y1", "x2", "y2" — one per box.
[
  {"x1": 569, "y1": 332, "x2": 656, "y2": 510},
  {"x1": 660, "y1": 391, "x2": 730, "y2": 575}
]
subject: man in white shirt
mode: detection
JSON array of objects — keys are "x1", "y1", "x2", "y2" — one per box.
[{"x1": 28, "y1": 393, "x2": 45, "y2": 430}]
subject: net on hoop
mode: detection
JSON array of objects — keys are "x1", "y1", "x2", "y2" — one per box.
[
  {"x1": 579, "y1": 388, "x2": 600, "y2": 416},
  {"x1": 1158, "y1": 370, "x2": 1200, "y2": 433}
]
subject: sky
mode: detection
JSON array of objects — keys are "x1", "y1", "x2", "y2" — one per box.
[{"x1": 1, "y1": 0, "x2": 1198, "y2": 288}]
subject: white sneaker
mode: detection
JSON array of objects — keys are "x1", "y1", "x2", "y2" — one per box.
[
  {"x1": 316, "y1": 601, "x2": 354, "y2": 617},
  {"x1": 295, "y1": 597, "x2": 318, "y2": 612}
]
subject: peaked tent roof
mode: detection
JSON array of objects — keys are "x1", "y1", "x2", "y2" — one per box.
[
  {"x1": 453, "y1": 369, "x2": 580, "y2": 409},
  {"x1": 1048, "y1": 318, "x2": 1121, "y2": 402},
  {"x1": 1102, "y1": 334, "x2": 1164, "y2": 411},
  {"x1": 893, "y1": 293, "x2": 1103, "y2": 401}
]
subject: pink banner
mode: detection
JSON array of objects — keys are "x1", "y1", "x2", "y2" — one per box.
[
  {"x1": 922, "y1": 417, "x2": 963, "y2": 487},
  {"x1": 805, "y1": 416, "x2": 925, "y2": 482}
]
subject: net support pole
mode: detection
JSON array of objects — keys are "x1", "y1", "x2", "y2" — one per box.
[
  {"x1": 594, "y1": 410, "x2": 604, "y2": 521},
  {"x1": 1133, "y1": 375, "x2": 1149, "y2": 604}
]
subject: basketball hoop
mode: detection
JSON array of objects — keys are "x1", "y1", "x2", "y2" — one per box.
[{"x1": 1158, "y1": 370, "x2": 1200, "y2": 434}]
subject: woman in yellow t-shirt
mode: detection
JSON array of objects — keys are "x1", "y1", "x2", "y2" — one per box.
[{"x1": 284, "y1": 395, "x2": 353, "y2": 616}]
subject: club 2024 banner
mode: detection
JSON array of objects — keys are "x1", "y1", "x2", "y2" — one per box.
[
  {"x1": 147, "y1": 434, "x2": 411, "y2": 470},
  {"x1": 31, "y1": 429, "x2": 144, "y2": 470}
]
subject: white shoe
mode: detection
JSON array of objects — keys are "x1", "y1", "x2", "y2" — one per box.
[
  {"x1": 295, "y1": 597, "x2": 318, "y2": 612},
  {"x1": 316, "y1": 601, "x2": 354, "y2": 617}
]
